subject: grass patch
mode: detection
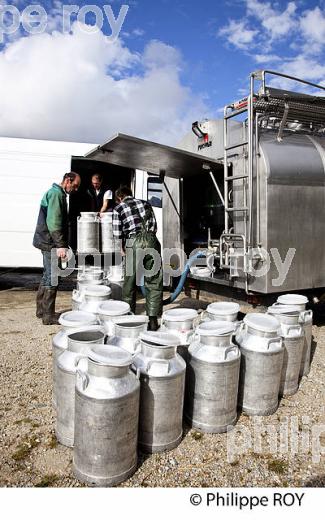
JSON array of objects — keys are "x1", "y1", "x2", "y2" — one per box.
[
  {"x1": 12, "y1": 435, "x2": 40, "y2": 461},
  {"x1": 267, "y1": 459, "x2": 288, "y2": 474},
  {"x1": 35, "y1": 475, "x2": 59, "y2": 488}
]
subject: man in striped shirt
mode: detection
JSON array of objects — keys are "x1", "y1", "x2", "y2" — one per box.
[{"x1": 113, "y1": 186, "x2": 163, "y2": 331}]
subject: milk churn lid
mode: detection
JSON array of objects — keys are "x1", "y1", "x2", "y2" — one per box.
[
  {"x1": 84, "y1": 285, "x2": 112, "y2": 297},
  {"x1": 89, "y1": 345, "x2": 132, "y2": 367},
  {"x1": 268, "y1": 304, "x2": 300, "y2": 316},
  {"x1": 140, "y1": 331, "x2": 180, "y2": 347},
  {"x1": 277, "y1": 294, "x2": 308, "y2": 305},
  {"x1": 244, "y1": 313, "x2": 279, "y2": 333},
  {"x1": 197, "y1": 320, "x2": 236, "y2": 336},
  {"x1": 59, "y1": 310, "x2": 97, "y2": 328},
  {"x1": 97, "y1": 300, "x2": 130, "y2": 316},
  {"x1": 207, "y1": 301, "x2": 240, "y2": 315},
  {"x1": 162, "y1": 308, "x2": 198, "y2": 321}
]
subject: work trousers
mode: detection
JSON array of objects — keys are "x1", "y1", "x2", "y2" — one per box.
[{"x1": 123, "y1": 232, "x2": 163, "y2": 317}]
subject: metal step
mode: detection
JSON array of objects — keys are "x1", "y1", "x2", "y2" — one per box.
[
  {"x1": 225, "y1": 174, "x2": 249, "y2": 181},
  {"x1": 225, "y1": 140, "x2": 248, "y2": 151},
  {"x1": 225, "y1": 207, "x2": 248, "y2": 212}
]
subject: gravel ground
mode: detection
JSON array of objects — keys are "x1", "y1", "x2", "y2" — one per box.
[{"x1": 0, "y1": 286, "x2": 324, "y2": 488}]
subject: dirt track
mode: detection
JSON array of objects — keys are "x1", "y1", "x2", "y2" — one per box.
[{"x1": 0, "y1": 287, "x2": 324, "y2": 488}]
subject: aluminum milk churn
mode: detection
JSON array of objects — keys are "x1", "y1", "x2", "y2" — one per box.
[
  {"x1": 204, "y1": 301, "x2": 240, "y2": 322},
  {"x1": 97, "y1": 300, "x2": 131, "y2": 335},
  {"x1": 185, "y1": 321, "x2": 240, "y2": 433},
  {"x1": 73, "y1": 345, "x2": 140, "y2": 486},
  {"x1": 77, "y1": 212, "x2": 100, "y2": 253},
  {"x1": 79, "y1": 285, "x2": 112, "y2": 314},
  {"x1": 268, "y1": 304, "x2": 304, "y2": 396},
  {"x1": 101, "y1": 213, "x2": 118, "y2": 253},
  {"x1": 235, "y1": 313, "x2": 284, "y2": 416},
  {"x1": 108, "y1": 315, "x2": 148, "y2": 354},
  {"x1": 133, "y1": 331, "x2": 186, "y2": 453},
  {"x1": 161, "y1": 308, "x2": 198, "y2": 361},
  {"x1": 276, "y1": 294, "x2": 313, "y2": 377},
  {"x1": 52, "y1": 311, "x2": 98, "y2": 407},
  {"x1": 55, "y1": 329, "x2": 105, "y2": 447}
]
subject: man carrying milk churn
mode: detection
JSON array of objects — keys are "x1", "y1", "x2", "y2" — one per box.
[
  {"x1": 33, "y1": 172, "x2": 81, "y2": 325},
  {"x1": 112, "y1": 186, "x2": 163, "y2": 331}
]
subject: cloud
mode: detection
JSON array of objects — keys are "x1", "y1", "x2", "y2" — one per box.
[
  {"x1": 300, "y1": 6, "x2": 325, "y2": 55},
  {"x1": 217, "y1": 1, "x2": 325, "y2": 94},
  {"x1": 246, "y1": 0, "x2": 297, "y2": 40},
  {"x1": 254, "y1": 54, "x2": 282, "y2": 64},
  {"x1": 0, "y1": 23, "x2": 208, "y2": 145},
  {"x1": 218, "y1": 19, "x2": 258, "y2": 50}
]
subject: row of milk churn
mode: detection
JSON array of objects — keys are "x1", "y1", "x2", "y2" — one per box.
[
  {"x1": 51, "y1": 292, "x2": 313, "y2": 486},
  {"x1": 77, "y1": 211, "x2": 119, "y2": 254}
]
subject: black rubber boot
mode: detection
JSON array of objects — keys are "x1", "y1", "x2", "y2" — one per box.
[
  {"x1": 147, "y1": 316, "x2": 159, "y2": 331},
  {"x1": 42, "y1": 288, "x2": 59, "y2": 325},
  {"x1": 36, "y1": 283, "x2": 46, "y2": 318}
]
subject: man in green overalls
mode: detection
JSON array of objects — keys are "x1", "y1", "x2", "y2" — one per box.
[{"x1": 112, "y1": 186, "x2": 163, "y2": 331}]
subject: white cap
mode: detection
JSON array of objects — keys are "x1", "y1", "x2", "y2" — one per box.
[
  {"x1": 244, "y1": 313, "x2": 279, "y2": 333},
  {"x1": 207, "y1": 301, "x2": 240, "y2": 316},
  {"x1": 89, "y1": 345, "x2": 132, "y2": 367},
  {"x1": 84, "y1": 285, "x2": 112, "y2": 297},
  {"x1": 59, "y1": 310, "x2": 97, "y2": 328},
  {"x1": 277, "y1": 294, "x2": 308, "y2": 305},
  {"x1": 197, "y1": 320, "x2": 235, "y2": 336},
  {"x1": 97, "y1": 300, "x2": 130, "y2": 316},
  {"x1": 163, "y1": 308, "x2": 198, "y2": 322},
  {"x1": 140, "y1": 331, "x2": 180, "y2": 347}
]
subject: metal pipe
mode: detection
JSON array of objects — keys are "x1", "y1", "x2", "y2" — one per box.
[
  {"x1": 255, "y1": 113, "x2": 260, "y2": 246},
  {"x1": 223, "y1": 105, "x2": 229, "y2": 235},
  {"x1": 248, "y1": 74, "x2": 254, "y2": 248},
  {"x1": 260, "y1": 70, "x2": 325, "y2": 92},
  {"x1": 209, "y1": 171, "x2": 225, "y2": 206}
]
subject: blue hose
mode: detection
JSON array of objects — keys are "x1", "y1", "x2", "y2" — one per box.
[{"x1": 140, "y1": 251, "x2": 207, "y2": 305}]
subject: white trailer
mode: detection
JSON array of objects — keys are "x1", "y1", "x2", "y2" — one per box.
[{"x1": 0, "y1": 136, "x2": 164, "y2": 268}]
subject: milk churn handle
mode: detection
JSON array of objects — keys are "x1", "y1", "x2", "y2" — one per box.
[
  {"x1": 146, "y1": 359, "x2": 170, "y2": 374},
  {"x1": 223, "y1": 345, "x2": 238, "y2": 360},
  {"x1": 130, "y1": 363, "x2": 141, "y2": 379},
  {"x1": 266, "y1": 337, "x2": 282, "y2": 350},
  {"x1": 74, "y1": 355, "x2": 88, "y2": 367},
  {"x1": 76, "y1": 368, "x2": 89, "y2": 391},
  {"x1": 300, "y1": 310, "x2": 312, "y2": 323}
]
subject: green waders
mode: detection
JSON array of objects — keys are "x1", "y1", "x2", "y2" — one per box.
[{"x1": 122, "y1": 211, "x2": 163, "y2": 317}]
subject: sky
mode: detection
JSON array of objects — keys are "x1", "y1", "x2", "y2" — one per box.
[{"x1": 0, "y1": 0, "x2": 324, "y2": 145}]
